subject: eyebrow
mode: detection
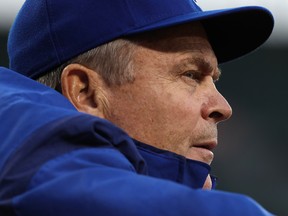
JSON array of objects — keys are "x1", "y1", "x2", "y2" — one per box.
[{"x1": 174, "y1": 57, "x2": 221, "y2": 81}]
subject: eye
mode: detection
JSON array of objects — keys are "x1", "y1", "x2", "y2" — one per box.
[
  {"x1": 183, "y1": 70, "x2": 201, "y2": 81},
  {"x1": 183, "y1": 71, "x2": 194, "y2": 79}
]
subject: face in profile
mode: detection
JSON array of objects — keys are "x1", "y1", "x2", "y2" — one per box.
[
  {"x1": 105, "y1": 22, "x2": 232, "y2": 164},
  {"x1": 62, "y1": 22, "x2": 232, "y2": 189}
]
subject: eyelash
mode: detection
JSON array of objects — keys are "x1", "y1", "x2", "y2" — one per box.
[
  {"x1": 183, "y1": 71, "x2": 218, "y2": 83},
  {"x1": 183, "y1": 71, "x2": 202, "y2": 82}
]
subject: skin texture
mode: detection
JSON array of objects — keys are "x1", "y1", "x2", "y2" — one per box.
[{"x1": 61, "y1": 22, "x2": 232, "y2": 190}]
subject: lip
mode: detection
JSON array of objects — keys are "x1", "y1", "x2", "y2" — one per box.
[
  {"x1": 193, "y1": 141, "x2": 217, "y2": 151},
  {"x1": 186, "y1": 141, "x2": 217, "y2": 165}
]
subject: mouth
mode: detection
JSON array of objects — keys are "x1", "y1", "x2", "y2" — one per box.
[
  {"x1": 186, "y1": 141, "x2": 217, "y2": 165},
  {"x1": 194, "y1": 141, "x2": 217, "y2": 151}
]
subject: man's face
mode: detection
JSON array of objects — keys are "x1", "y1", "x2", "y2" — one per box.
[
  {"x1": 104, "y1": 23, "x2": 232, "y2": 166},
  {"x1": 63, "y1": 22, "x2": 233, "y2": 189}
]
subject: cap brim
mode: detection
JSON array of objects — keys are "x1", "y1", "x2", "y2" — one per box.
[{"x1": 128, "y1": 6, "x2": 274, "y2": 64}]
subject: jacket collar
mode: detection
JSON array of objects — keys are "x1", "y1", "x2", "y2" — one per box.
[{"x1": 134, "y1": 140, "x2": 217, "y2": 189}]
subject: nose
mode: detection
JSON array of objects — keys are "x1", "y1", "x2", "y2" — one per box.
[{"x1": 201, "y1": 80, "x2": 232, "y2": 124}]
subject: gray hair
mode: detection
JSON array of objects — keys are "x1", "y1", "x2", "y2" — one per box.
[{"x1": 37, "y1": 38, "x2": 137, "y2": 91}]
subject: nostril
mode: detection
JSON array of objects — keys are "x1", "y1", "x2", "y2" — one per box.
[{"x1": 209, "y1": 111, "x2": 224, "y2": 121}]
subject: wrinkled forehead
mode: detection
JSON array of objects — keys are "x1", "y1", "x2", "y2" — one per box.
[{"x1": 128, "y1": 22, "x2": 218, "y2": 76}]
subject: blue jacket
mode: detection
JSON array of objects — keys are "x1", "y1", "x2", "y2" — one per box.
[{"x1": 0, "y1": 67, "x2": 273, "y2": 215}]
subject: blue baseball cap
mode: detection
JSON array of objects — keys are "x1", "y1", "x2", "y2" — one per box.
[{"x1": 8, "y1": 0, "x2": 274, "y2": 79}]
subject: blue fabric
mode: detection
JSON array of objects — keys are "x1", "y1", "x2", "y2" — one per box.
[
  {"x1": 136, "y1": 141, "x2": 216, "y2": 189},
  {"x1": 0, "y1": 68, "x2": 77, "y2": 170},
  {"x1": 8, "y1": 0, "x2": 273, "y2": 78},
  {"x1": 0, "y1": 67, "x2": 274, "y2": 215}
]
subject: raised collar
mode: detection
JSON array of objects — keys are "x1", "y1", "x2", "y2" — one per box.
[{"x1": 134, "y1": 140, "x2": 217, "y2": 189}]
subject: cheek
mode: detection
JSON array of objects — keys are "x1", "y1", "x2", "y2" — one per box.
[
  {"x1": 106, "y1": 82, "x2": 203, "y2": 151},
  {"x1": 163, "y1": 101, "x2": 200, "y2": 135},
  {"x1": 147, "y1": 92, "x2": 201, "y2": 137},
  {"x1": 145, "y1": 97, "x2": 202, "y2": 154},
  {"x1": 161, "y1": 89, "x2": 201, "y2": 122}
]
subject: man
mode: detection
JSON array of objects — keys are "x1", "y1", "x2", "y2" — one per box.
[{"x1": 0, "y1": 0, "x2": 274, "y2": 215}]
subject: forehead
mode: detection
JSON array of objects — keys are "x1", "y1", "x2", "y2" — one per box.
[
  {"x1": 129, "y1": 22, "x2": 218, "y2": 69},
  {"x1": 126, "y1": 22, "x2": 220, "y2": 82}
]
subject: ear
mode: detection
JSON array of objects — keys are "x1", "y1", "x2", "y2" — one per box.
[{"x1": 61, "y1": 64, "x2": 108, "y2": 118}]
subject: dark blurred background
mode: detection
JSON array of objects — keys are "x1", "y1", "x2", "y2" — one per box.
[
  {"x1": 1, "y1": 1, "x2": 287, "y2": 215},
  {"x1": 216, "y1": 45, "x2": 288, "y2": 215}
]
